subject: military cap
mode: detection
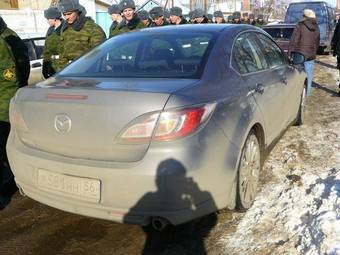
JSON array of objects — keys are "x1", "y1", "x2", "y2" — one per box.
[
  {"x1": 227, "y1": 15, "x2": 233, "y2": 21},
  {"x1": 108, "y1": 4, "x2": 121, "y2": 14},
  {"x1": 44, "y1": 7, "x2": 61, "y2": 19},
  {"x1": 138, "y1": 10, "x2": 149, "y2": 20},
  {"x1": 257, "y1": 14, "x2": 264, "y2": 19},
  {"x1": 119, "y1": 0, "x2": 136, "y2": 11},
  {"x1": 192, "y1": 8, "x2": 205, "y2": 18},
  {"x1": 242, "y1": 12, "x2": 248, "y2": 18},
  {"x1": 249, "y1": 13, "x2": 254, "y2": 19},
  {"x1": 188, "y1": 10, "x2": 195, "y2": 20},
  {"x1": 150, "y1": 6, "x2": 164, "y2": 19},
  {"x1": 170, "y1": 6, "x2": 182, "y2": 17},
  {"x1": 213, "y1": 10, "x2": 223, "y2": 18},
  {"x1": 233, "y1": 11, "x2": 241, "y2": 19},
  {"x1": 58, "y1": 0, "x2": 81, "y2": 13}
]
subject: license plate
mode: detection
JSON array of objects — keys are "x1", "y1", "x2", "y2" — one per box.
[{"x1": 37, "y1": 169, "x2": 100, "y2": 203}]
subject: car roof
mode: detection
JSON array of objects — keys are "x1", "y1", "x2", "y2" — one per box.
[
  {"x1": 263, "y1": 23, "x2": 296, "y2": 28},
  {"x1": 121, "y1": 24, "x2": 263, "y2": 38}
]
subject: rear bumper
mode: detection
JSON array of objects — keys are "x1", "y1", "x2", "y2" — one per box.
[{"x1": 7, "y1": 124, "x2": 239, "y2": 225}]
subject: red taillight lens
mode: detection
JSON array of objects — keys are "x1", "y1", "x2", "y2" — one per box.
[
  {"x1": 9, "y1": 99, "x2": 28, "y2": 131},
  {"x1": 118, "y1": 103, "x2": 216, "y2": 144}
]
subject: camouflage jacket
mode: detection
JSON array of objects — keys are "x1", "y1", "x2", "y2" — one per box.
[
  {"x1": 0, "y1": 37, "x2": 19, "y2": 122},
  {"x1": 42, "y1": 22, "x2": 63, "y2": 78},
  {"x1": 59, "y1": 15, "x2": 106, "y2": 69},
  {"x1": 0, "y1": 17, "x2": 30, "y2": 87},
  {"x1": 111, "y1": 15, "x2": 145, "y2": 37},
  {"x1": 109, "y1": 21, "x2": 118, "y2": 38}
]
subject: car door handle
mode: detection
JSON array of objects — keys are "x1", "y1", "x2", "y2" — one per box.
[{"x1": 255, "y1": 83, "x2": 264, "y2": 94}]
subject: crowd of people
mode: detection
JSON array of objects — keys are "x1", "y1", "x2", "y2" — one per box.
[{"x1": 0, "y1": 0, "x2": 339, "y2": 209}]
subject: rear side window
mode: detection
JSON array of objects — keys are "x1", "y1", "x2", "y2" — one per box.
[
  {"x1": 232, "y1": 32, "x2": 268, "y2": 74},
  {"x1": 256, "y1": 33, "x2": 285, "y2": 68}
]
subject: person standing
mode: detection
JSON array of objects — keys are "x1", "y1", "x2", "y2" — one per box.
[
  {"x1": 169, "y1": 7, "x2": 187, "y2": 25},
  {"x1": 138, "y1": 10, "x2": 152, "y2": 27},
  {"x1": 288, "y1": 9, "x2": 320, "y2": 97},
  {"x1": 111, "y1": 0, "x2": 145, "y2": 37},
  {"x1": 42, "y1": 7, "x2": 64, "y2": 78},
  {"x1": 149, "y1": 7, "x2": 169, "y2": 27},
  {"x1": 57, "y1": 0, "x2": 106, "y2": 69},
  {"x1": 0, "y1": 16, "x2": 30, "y2": 87},
  {"x1": 0, "y1": 36, "x2": 19, "y2": 209},
  {"x1": 192, "y1": 9, "x2": 208, "y2": 24},
  {"x1": 108, "y1": 4, "x2": 123, "y2": 38},
  {"x1": 213, "y1": 10, "x2": 226, "y2": 24}
]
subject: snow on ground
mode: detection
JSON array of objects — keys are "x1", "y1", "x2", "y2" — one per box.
[{"x1": 220, "y1": 57, "x2": 340, "y2": 255}]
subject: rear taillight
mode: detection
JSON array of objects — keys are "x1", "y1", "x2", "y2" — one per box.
[
  {"x1": 9, "y1": 100, "x2": 28, "y2": 131},
  {"x1": 118, "y1": 103, "x2": 216, "y2": 144}
]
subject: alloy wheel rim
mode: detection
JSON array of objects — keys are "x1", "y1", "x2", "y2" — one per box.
[{"x1": 239, "y1": 134, "x2": 260, "y2": 208}]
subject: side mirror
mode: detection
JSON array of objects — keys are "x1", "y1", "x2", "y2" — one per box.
[{"x1": 289, "y1": 52, "x2": 305, "y2": 65}]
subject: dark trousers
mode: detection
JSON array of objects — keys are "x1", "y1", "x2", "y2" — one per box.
[{"x1": 0, "y1": 121, "x2": 15, "y2": 195}]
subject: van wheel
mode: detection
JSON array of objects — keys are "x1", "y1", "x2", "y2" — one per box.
[
  {"x1": 236, "y1": 130, "x2": 261, "y2": 211},
  {"x1": 295, "y1": 87, "x2": 306, "y2": 126}
]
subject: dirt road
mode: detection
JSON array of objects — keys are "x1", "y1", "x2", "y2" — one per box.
[{"x1": 0, "y1": 55, "x2": 338, "y2": 255}]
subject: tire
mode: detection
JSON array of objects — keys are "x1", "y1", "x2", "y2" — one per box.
[
  {"x1": 236, "y1": 130, "x2": 261, "y2": 211},
  {"x1": 295, "y1": 87, "x2": 306, "y2": 126}
]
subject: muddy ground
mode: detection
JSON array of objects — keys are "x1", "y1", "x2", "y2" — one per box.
[{"x1": 0, "y1": 55, "x2": 339, "y2": 255}]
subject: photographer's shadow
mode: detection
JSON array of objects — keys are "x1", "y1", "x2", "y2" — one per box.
[{"x1": 123, "y1": 159, "x2": 218, "y2": 255}]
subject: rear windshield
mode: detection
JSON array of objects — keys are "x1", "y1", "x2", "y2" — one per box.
[
  {"x1": 263, "y1": 28, "x2": 294, "y2": 40},
  {"x1": 284, "y1": 3, "x2": 327, "y2": 24},
  {"x1": 58, "y1": 31, "x2": 216, "y2": 79}
]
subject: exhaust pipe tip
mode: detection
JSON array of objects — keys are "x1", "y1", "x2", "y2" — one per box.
[{"x1": 151, "y1": 217, "x2": 169, "y2": 231}]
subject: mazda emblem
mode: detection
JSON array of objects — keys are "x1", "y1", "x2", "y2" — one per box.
[{"x1": 54, "y1": 114, "x2": 72, "y2": 134}]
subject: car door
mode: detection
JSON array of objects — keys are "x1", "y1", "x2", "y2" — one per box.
[
  {"x1": 24, "y1": 37, "x2": 44, "y2": 85},
  {"x1": 231, "y1": 32, "x2": 286, "y2": 144},
  {"x1": 255, "y1": 32, "x2": 300, "y2": 127}
]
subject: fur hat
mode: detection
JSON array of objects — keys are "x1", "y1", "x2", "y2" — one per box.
[
  {"x1": 138, "y1": 10, "x2": 149, "y2": 20},
  {"x1": 170, "y1": 7, "x2": 182, "y2": 17},
  {"x1": 58, "y1": 0, "x2": 81, "y2": 13},
  {"x1": 233, "y1": 11, "x2": 241, "y2": 19},
  {"x1": 150, "y1": 7, "x2": 164, "y2": 19},
  {"x1": 213, "y1": 10, "x2": 223, "y2": 18},
  {"x1": 44, "y1": 7, "x2": 61, "y2": 19},
  {"x1": 192, "y1": 8, "x2": 205, "y2": 19},
  {"x1": 108, "y1": 4, "x2": 121, "y2": 15},
  {"x1": 119, "y1": 0, "x2": 136, "y2": 11},
  {"x1": 303, "y1": 9, "x2": 316, "y2": 19}
]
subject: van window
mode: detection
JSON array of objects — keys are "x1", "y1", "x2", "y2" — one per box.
[{"x1": 284, "y1": 3, "x2": 327, "y2": 24}]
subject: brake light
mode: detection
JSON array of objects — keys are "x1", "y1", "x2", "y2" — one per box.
[
  {"x1": 9, "y1": 100, "x2": 28, "y2": 131},
  {"x1": 118, "y1": 103, "x2": 216, "y2": 144}
]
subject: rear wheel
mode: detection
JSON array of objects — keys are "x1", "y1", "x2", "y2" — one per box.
[{"x1": 236, "y1": 130, "x2": 261, "y2": 211}]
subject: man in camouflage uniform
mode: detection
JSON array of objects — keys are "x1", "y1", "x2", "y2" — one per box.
[
  {"x1": 57, "y1": 0, "x2": 106, "y2": 69},
  {"x1": 138, "y1": 10, "x2": 152, "y2": 27},
  {"x1": 255, "y1": 14, "x2": 266, "y2": 27},
  {"x1": 111, "y1": 0, "x2": 145, "y2": 37},
  {"x1": 248, "y1": 13, "x2": 256, "y2": 25},
  {"x1": 232, "y1": 11, "x2": 242, "y2": 24},
  {"x1": 192, "y1": 9, "x2": 208, "y2": 24},
  {"x1": 0, "y1": 36, "x2": 19, "y2": 209},
  {"x1": 108, "y1": 4, "x2": 123, "y2": 38},
  {"x1": 42, "y1": 7, "x2": 64, "y2": 78},
  {"x1": 213, "y1": 10, "x2": 226, "y2": 24},
  {"x1": 169, "y1": 7, "x2": 187, "y2": 25},
  {"x1": 150, "y1": 7, "x2": 169, "y2": 27},
  {"x1": 0, "y1": 16, "x2": 30, "y2": 87}
]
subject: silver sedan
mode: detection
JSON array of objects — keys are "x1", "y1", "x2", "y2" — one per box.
[{"x1": 7, "y1": 24, "x2": 306, "y2": 228}]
